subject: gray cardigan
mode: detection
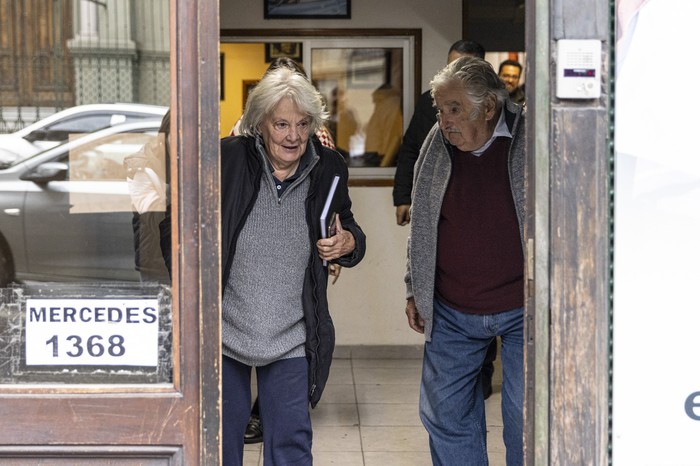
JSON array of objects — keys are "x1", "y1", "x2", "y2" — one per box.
[{"x1": 405, "y1": 101, "x2": 526, "y2": 341}]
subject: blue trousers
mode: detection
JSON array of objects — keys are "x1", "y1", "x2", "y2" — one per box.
[
  {"x1": 222, "y1": 355, "x2": 312, "y2": 466},
  {"x1": 420, "y1": 299, "x2": 524, "y2": 466}
]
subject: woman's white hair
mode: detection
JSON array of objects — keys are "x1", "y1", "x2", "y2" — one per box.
[
  {"x1": 430, "y1": 57, "x2": 508, "y2": 120},
  {"x1": 239, "y1": 67, "x2": 329, "y2": 137}
]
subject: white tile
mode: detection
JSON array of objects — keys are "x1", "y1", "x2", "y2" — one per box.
[
  {"x1": 357, "y1": 403, "x2": 422, "y2": 427},
  {"x1": 330, "y1": 358, "x2": 352, "y2": 371},
  {"x1": 487, "y1": 425, "x2": 507, "y2": 466},
  {"x1": 313, "y1": 451, "x2": 364, "y2": 465},
  {"x1": 243, "y1": 442, "x2": 261, "y2": 452},
  {"x1": 355, "y1": 383, "x2": 420, "y2": 404},
  {"x1": 326, "y1": 359, "x2": 354, "y2": 384},
  {"x1": 333, "y1": 346, "x2": 353, "y2": 358},
  {"x1": 351, "y1": 358, "x2": 423, "y2": 369},
  {"x1": 346, "y1": 345, "x2": 423, "y2": 359},
  {"x1": 485, "y1": 391, "x2": 504, "y2": 427},
  {"x1": 313, "y1": 425, "x2": 362, "y2": 452},
  {"x1": 364, "y1": 451, "x2": 433, "y2": 466},
  {"x1": 352, "y1": 366, "x2": 422, "y2": 385},
  {"x1": 360, "y1": 426, "x2": 430, "y2": 452},
  {"x1": 242, "y1": 447, "x2": 261, "y2": 466},
  {"x1": 311, "y1": 403, "x2": 359, "y2": 426},
  {"x1": 320, "y1": 383, "x2": 357, "y2": 404}
]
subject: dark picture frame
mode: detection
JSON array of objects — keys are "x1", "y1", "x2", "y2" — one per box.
[
  {"x1": 220, "y1": 54, "x2": 225, "y2": 100},
  {"x1": 242, "y1": 80, "x2": 259, "y2": 113},
  {"x1": 264, "y1": 42, "x2": 303, "y2": 63},
  {"x1": 264, "y1": 0, "x2": 350, "y2": 19}
]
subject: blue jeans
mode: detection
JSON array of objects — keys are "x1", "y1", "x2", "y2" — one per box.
[
  {"x1": 420, "y1": 299, "x2": 524, "y2": 466},
  {"x1": 222, "y1": 356, "x2": 312, "y2": 466}
]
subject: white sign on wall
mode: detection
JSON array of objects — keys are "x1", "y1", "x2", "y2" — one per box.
[
  {"x1": 25, "y1": 298, "x2": 160, "y2": 367},
  {"x1": 613, "y1": 0, "x2": 700, "y2": 464}
]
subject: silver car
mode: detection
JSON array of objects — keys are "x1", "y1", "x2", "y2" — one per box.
[
  {"x1": 0, "y1": 119, "x2": 168, "y2": 286},
  {"x1": 0, "y1": 103, "x2": 168, "y2": 166}
]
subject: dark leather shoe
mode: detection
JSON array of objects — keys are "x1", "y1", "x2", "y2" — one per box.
[{"x1": 243, "y1": 414, "x2": 262, "y2": 444}]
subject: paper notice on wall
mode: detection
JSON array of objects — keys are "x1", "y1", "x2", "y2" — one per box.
[{"x1": 613, "y1": 0, "x2": 700, "y2": 464}]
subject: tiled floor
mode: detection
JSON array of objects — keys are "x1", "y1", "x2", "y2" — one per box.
[{"x1": 243, "y1": 346, "x2": 506, "y2": 466}]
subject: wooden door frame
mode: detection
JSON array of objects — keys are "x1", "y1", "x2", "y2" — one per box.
[
  {"x1": 523, "y1": 0, "x2": 612, "y2": 464},
  {"x1": 0, "y1": 0, "x2": 221, "y2": 463},
  {"x1": 171, "y1": 0, "x2": 221, "y2": 463}
]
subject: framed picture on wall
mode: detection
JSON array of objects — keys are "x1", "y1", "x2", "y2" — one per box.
[
  {"x1": 224, "y1": 29, "x2": 419, "y2": 180},
  {"x1": 220, "y1": 54, "x2": 225, "y2": 100},
  {"x1": 242, "y1": 80, "x2": 259, "y2": 113},
  {"x1": 264, "y1": 0, "x2": 350, "y2": 19},
  {"x1": 264, "y1": 42, "x2": 303, "y2": 63}
]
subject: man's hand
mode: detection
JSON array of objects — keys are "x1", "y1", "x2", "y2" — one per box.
[
  {"x1": 405, "y1": 297, "x2": 424, "y2": 334},
  {"x1": 395, "y1": 204, "x2": 411, "y2": 226},
  {"x1": 328, "y1": 263, "x2": 342, "y2": 284}
]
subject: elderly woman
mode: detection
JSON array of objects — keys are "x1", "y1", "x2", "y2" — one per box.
[{"x1": 220, "y1": 67, "x2": 366, "y2": 465}]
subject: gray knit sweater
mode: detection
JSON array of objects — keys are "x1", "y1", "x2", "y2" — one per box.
[
  {"x1": 221, "y1": 153, "x2": 314, "y2": 366},
  {"x1": 405, "y1": 101, "x2": 526, "y2": 341}
]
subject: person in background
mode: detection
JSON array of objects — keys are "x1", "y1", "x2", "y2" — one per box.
[
  {"x1": 393, "y1": 39, "x2": 485, "y2": 226},
  {"x1": 498, "y1": 59, "x2": 525, "y2": 105},
  {"x1": 364, "y1": 83, "x2": 403, "y2": 167},
  {"x1": 404, "y1": 57, "x2": 526, "y2": 466},
  {"x1": 220, "y1": 67, "x2": 366, "y2": 466},
  {"x1": 392, "y1": 39, "x2": 497, "y2": 401},
  {"x1": 124, "y1": 110, "x2": 171, "y2": 284},
  {"x1": 328, "y1": 86, "x2": 359, "y2": 158}
]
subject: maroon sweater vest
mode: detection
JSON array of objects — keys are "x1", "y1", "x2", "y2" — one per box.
[{"x1": 435, "y1": 137, "x2": 524, "y2": 315}]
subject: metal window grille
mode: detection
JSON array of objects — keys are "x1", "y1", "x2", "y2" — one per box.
[{"x1": 0, "y1": 0, "x2": 170, "y2": 133}]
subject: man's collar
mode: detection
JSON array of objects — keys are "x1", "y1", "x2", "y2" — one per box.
[{"x1": 471, "y1": 107, "x2": 512, "y2": 157}]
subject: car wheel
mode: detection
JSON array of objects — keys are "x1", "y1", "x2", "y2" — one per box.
[{"x1": 0, "y1": 243, "x2": 13, "y2": 288}]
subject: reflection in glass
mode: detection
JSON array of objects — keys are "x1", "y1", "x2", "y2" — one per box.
[
  {"x1": 311, "y1": 48, "x2": 403, "y2": 167},
  {"x1": 0, "y1": 0, "x2": 172, "y2": 384}
]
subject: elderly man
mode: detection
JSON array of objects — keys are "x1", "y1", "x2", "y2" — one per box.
[
  {"x1": 393, "y1": 39, "x2": 486, "y2": 226},
  {"x1": 404, "y1": 57, "x2": 525, "y2": 466}
]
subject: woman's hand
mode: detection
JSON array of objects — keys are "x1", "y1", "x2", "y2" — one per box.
[{"x1": 317, "y1": 215, "x2": 355, "y2": 262}]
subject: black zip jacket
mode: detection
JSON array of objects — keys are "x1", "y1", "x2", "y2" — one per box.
[
  {"x1": 220, "y1": 134, "x2": 366, "y2": 408},
  {"x1": 392, "y1": 90, "x2": 436, "y2": 206}
]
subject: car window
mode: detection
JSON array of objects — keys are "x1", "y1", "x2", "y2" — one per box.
[
  {"x1": 45, "y1": 115, "x2": 114, "y2": 140},
  {"x1": 122, "y1": 113, "x2": 163, "y2": 123}
]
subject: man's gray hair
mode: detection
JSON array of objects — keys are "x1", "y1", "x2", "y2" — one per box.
[
  {"x1": 430, "y1": 57, "x2": 508, "y2": 120},
  {"x1": 239, "y1": 67, "x2": 329, "y2": 136}
]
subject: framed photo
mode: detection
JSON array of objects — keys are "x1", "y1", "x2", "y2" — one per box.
[
  {"x1": 220, "y1": 54, "x2": 225, "y2": 100},
  {"x1": 242, "y1": 80, "x2": 259, "y2": 113},
  {"x1": 264, "y1": 0, "x2": 350, "y2": 19},
  {"x1": 224, "y1": 28, "x2": 420, "y2": 180},
  {"x1": 265, "y1": 42, "x2": 303, "y2": 63}
]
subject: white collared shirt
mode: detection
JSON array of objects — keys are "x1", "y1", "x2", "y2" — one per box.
[{"x1": 471, "y1": 108, "x2": 512, "y2": 157}]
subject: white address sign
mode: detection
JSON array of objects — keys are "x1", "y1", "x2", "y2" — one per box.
[{"x1": 25, "y1": 298, "x2": 159, "y2": 367}]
